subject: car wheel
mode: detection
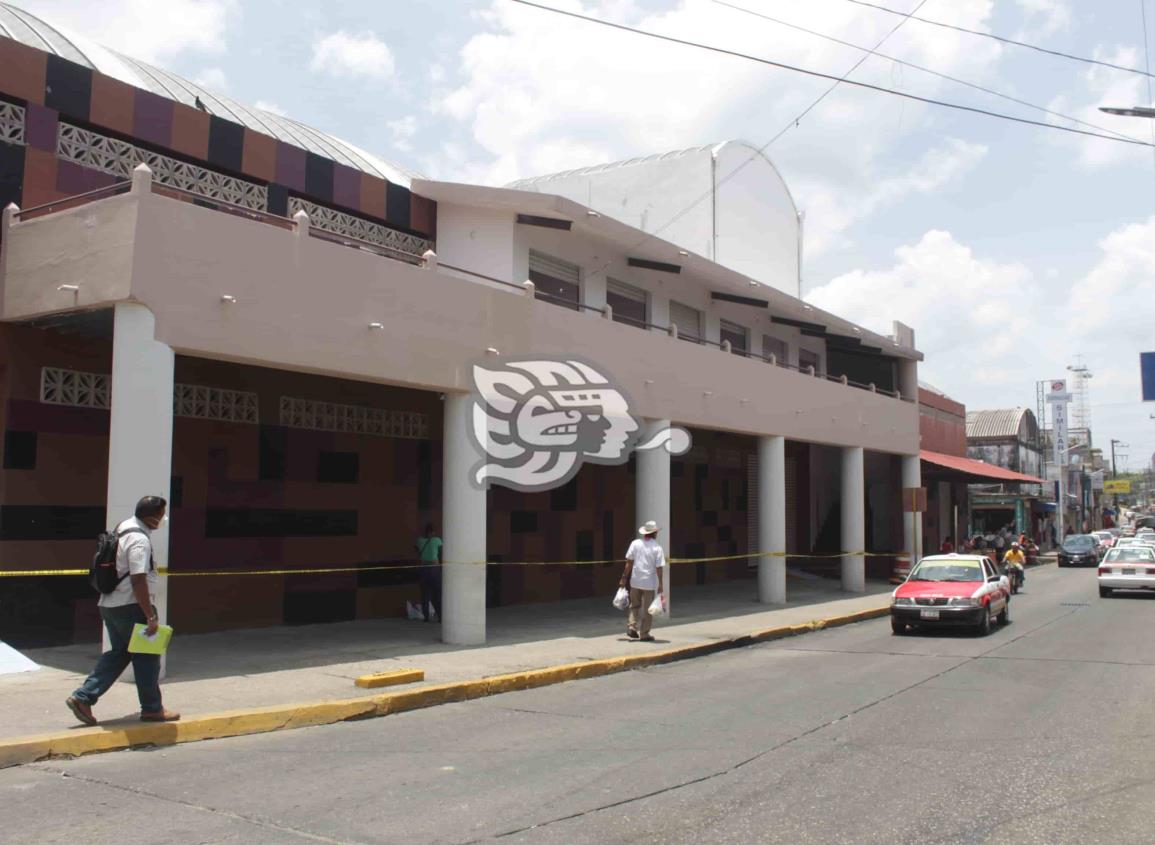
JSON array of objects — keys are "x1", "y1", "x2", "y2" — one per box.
[
  {"x1": 976, "y1": 606, "x2": 992, "y2": 636},
  {"x1": 1099, "y1": 586, "x2": 1113, "y2": 598},
  {"x1": 891, "y1": 618, "x2": 906, "y2": 636},
  {"x1": 997, "y1": 600, "x2": 1009, "y2": 626}
]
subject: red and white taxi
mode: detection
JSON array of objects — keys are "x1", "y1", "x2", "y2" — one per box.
[{"x1": 891, "y1": 554, "x2": 1010, "y2": 636}]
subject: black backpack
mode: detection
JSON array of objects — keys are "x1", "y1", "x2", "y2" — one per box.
[{"x1": 90, "y1": 527, "x2": 145, "y2": 595}]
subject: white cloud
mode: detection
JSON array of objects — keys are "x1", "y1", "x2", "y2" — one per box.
[
  {"x1": 194, "y1": 67, "x2": 228, "y2": 91},
  {"x1": 806, "y1": 219, "x2": 1155, "y2": 469},
  {"x1": 388, "y1": 116, "x2": 418, "y2": 152},
  {"x1": 431, "y1": 0, "x2": 1004, "y2": 238},
  {"x1": 254, "y1": 100, "x2": 287, "y2": 116},
  {"x1": 19, "y1": 0, "x2": 237, "y2": 63},
  {"x1": 1046, "y1": 45, "x2": 1153, "y2": 169},
  {"x1": 310, "y1": 30, "x2": 395, "y2": 81},
  {"x1": 1014, "y1": 0, "x2": 1072, "y2": 40}
]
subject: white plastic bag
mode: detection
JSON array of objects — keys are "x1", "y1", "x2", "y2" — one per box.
[
  {"x1": 406, "y1": 600, "x2": 423, "y2": 621},
  {"x1": 648, "y1": 593, "x2": 667, "y2": 618},
  {"x1": 612, "y1": 587, "x2": 630, "y2": 611}
]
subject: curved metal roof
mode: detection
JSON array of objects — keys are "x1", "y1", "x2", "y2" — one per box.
[
  {"x1": 0, "y1": 2, "x2": 422, "y2": 187},
  {"x1": 966, "y1": 408, "x2": 1038, "y2": 441}
]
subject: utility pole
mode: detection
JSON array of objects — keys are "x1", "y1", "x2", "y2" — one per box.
[{"x1": 1111, "y1": 439, "x2": 1123, "y2": 477}]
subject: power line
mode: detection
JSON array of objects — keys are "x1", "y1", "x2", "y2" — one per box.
[
  {"x1": 713, "y1": 0, "x2": 1145, "y2": 144},
  {"x1": 840, "y1": 0, "x2": 1155, "y2": 79},
  {"x1": 508, "y1": 0, "x2": 1155, "y2": 149}
]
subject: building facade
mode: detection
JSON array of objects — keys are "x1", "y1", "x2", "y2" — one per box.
[{"x1": 0, "y1": 4, "x2": 924, "y2": 648}]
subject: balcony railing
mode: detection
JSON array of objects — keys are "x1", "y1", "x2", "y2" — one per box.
[{"x1": 2, "y1": 180, "x2": 912, "y2": 404}]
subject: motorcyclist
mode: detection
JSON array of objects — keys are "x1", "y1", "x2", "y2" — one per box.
[{"x1": 1003, "y1": 542, "x2": 1026, "y2": 588}]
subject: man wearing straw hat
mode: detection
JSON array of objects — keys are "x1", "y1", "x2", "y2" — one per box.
[{"x1": 620, "y1": 520, "x2": 666, "y2": 642}]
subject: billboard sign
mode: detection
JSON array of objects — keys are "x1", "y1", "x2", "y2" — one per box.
[
  {"x1": 1104, "y1": 479, "x2": 1132, "y2": 495},
  {"x1": 1142, "y1": 352, "x2": 1155, "y2": 402},
  {"x1": 1052, "y1": 400, "x2": 1069, "y2": 466}
]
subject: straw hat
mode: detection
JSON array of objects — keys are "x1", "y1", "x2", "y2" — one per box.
[{"x1": 638, "y1": 520, "x2": 660, "y2": 535}]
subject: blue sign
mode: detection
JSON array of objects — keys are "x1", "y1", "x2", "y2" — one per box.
[{"x1": 1143, "y1": 352, "x2": 1155, "y2": 402}]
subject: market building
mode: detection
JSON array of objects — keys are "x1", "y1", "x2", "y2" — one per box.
[
  {"x1": 965, "y1": 408, "x2": 1048, "y2": 541},
  {"x1": 0, "y1": 3, "x2": 924, "y2": 648}
]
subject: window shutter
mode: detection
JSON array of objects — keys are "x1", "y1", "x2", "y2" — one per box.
[
  {"x1": 669, "y1": 301, "x2": 702, "y2": 341},
  {"x1": 529, "y1": 250, "x2": 580, "y2": 285}
]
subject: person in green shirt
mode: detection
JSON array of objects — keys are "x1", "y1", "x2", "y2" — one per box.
[{"x1": 415, "y1": 523, "x2": 443, "y2": 623}]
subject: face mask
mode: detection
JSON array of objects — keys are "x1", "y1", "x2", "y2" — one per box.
[{"x1": 157, "y1": 514, "x2": 169, "y2": 528}]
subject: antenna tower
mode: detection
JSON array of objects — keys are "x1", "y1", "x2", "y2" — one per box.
[{"x1": 1067, "y1": 358, "x2": 1093, "y2": 432}]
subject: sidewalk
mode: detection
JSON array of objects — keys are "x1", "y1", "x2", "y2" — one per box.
[{"x1": 0, "y1": 574, "x2": 892, "y2": 754}]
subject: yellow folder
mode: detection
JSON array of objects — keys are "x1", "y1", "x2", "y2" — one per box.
[{"x1": 128, "y1": 623, "x2": 173, "y2": 655}]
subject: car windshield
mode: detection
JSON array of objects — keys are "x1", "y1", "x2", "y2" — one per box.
[
  {"x1": 1105, "y1": 548, "x2": 1155, "y2": 562},
  {"x1": 1062, "y1": 536, "x2": 1096, "y2": 551},
  {"x1": 910, "y1": 560, "x2": 983, "y2": 582}
]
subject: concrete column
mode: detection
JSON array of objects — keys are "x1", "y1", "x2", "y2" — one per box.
[
  {"x1": 637, "y1": 419, "x2": 672, "y2": 614},
  {"x1": 841, "y1": 446, "x2": 865, "y2": 593},
  {"x1": 104, "y1": 303, "x2": 174, "y2": 660},
  {"x1": 442, "y1": 392, "x2": 487, "y2": 645},
  {"x1": 898, "y1": 359, "x2": 918, "y2": 401},
  {"x1": 902, "y1": 454, "x2": 924, "y2": 569},
  {"x1": 758, "y1": 435, "x2": 787, "y2": 604}
]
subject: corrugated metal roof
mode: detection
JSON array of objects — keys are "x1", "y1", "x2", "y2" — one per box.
[
  {"x1": 0, "y1": 2, "x2": 423, "y2": 186},
  {"x1": 966, "y1": 408, "x2": 1037, "y2": 440}
]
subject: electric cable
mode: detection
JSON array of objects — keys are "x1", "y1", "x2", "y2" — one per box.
[
  {"x1": 713, "y1": 0, "x2": 1146, "y2": 144},
  {"x1": 841, "y1": 0, "x2": 1155, "y2": 79},
  {"x1": 508, "y1": 0, "x2": 1155, "y2": 149}
]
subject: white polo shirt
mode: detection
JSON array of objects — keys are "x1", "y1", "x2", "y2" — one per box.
[
  {"x1": 625, "y1": 537, "x2": 666, "y2": 591},
  {"x1": 98, "y1": 517, "x2": 157, "y2": 609}
]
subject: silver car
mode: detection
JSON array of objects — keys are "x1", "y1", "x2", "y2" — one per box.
[{"x1": 1099, "y1": 546, "x2": 1155, "y2": 597}]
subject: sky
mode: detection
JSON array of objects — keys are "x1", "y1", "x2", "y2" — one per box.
[{"x1": 16, "y1": 0, "x2": 1155, "y2": 471}]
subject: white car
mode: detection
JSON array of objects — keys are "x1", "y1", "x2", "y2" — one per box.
[{"x1": 1099, "y1": 546, "x2": 1155, "y2": 598}]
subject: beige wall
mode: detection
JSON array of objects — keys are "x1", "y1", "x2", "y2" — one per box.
[{"x1": 2, "y1": 190, "x2": 920, "y2": 454}]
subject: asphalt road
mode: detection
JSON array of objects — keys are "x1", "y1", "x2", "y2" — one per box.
[{"x1": 5, "y1": 563, "x2": 1154, "y2": 845}]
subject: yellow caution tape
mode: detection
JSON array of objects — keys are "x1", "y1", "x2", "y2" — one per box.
[{"x1": 0, "y1": 549, "x2": 912, "y2": 578}]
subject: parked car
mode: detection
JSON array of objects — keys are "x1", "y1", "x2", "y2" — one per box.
[
  {"x1": 1057, "y1": 534, "x2": 1101, "y2": 567},
  {"x1": 1098, "y1": 546, "x2": 1155, "y2": 597},
  {"x1": 891, "y1": 554, "x2": 1010, "y2": 636}
]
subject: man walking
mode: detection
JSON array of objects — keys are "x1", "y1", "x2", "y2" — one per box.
[
  {"x1": 620, "y1": 520, "x2": 666, "y2": 642},
  {"x1": 66, "y1": 496, "x2": 179, "y2": 725},
  {"x1": 415, "y1": 523, "x2": 443, "y2": 623}
]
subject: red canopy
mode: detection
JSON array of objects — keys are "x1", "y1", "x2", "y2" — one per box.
[{"x1": 920, "y1": 449, "x2": 1046, "y2": 484}]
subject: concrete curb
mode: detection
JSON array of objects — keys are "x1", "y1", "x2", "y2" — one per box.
[{"x1": 0, "y1": 604, "x2": 890, "y2": 769}]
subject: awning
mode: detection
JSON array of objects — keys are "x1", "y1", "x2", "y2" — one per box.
[{"x1": 920, "y1": 449, "x2": 1046, "y2": 484}]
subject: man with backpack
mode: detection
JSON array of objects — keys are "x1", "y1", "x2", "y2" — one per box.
[{"x1": 66, "y1": 496, "x2": 180, "y2": 726}]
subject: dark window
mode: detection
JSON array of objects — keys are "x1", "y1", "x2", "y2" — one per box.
[
  {"x1": 417, "y1": 441, "x2": 433, "y2": 511},
  {"x1": 3, "y1": 431, "x2": 37, "y2": 470},
  {"x1": 170, "y1": 476, "x2": 184, "y2": 509},
  {"x1": 550, "y1": 479, "x2": 578, "y2": 512},
  {"x1": 607, "y1": 279, "x2": 647, "y2": 328},
  {"x1": 386, "y1": 182, "x2": 412, "y2": 229},
  {"x1": 258, "y1": 426, "x2": 287, "y2": 481},
  {"x1": 0, "y1": 505, "x2": 105, "y2": 541},
  {"x1": 799, "y1": 348, "x2": 821, "y2": 375},
  {"x1": 304, "y1": 153, "x2": 334, "y2": 202},
  {"x1": 511, "y1": 511, "x2": 538, "y2": 534},
  {"x1": 0, "y1": 143, "x2": 26, "y2": 211},
  {"x1": 317, "y1": 451, "x2": 359, "y2": 484},
  {"x1": 762, "y1": 335, "x2": 789, "y2": 366},
  {"x1": 267, "y1": 184, "x2": 289, "y2": 216},
  {"x1": 576, "y1": 530, "x2": 594, "y2": 561},
  {"x1": 205, "y1": 509, "x2": 358, "y2": 538},
  {"x1": 529, "y1": 251, "x2": 581, "y2": 311},
  {"x1": 720, "y1": 320, "x2": 748, "y2": 355}
]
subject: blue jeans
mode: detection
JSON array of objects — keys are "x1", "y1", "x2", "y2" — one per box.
[{"x1": 72, "y1": 604, "x2": 162, "y2": 714}]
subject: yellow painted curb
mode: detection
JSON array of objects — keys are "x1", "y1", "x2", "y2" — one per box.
[
  {"x1": 0, "y1": 603, "x2": 889, "y2": 769},
  {"x1": 354, "y1": 668, "x2": 425, "y2": 689}
]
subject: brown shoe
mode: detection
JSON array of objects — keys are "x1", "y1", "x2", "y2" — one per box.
[
  {"x1": 140, "y1": 709, "x2": 181, "y2": 723},
  {"x1": 639, "y1": 635, "x2": 655, "y2": 642},
  {"x1": 66, "y1": 696, "x2": 97, "y2": 726}
]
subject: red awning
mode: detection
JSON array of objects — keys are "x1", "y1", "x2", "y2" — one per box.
[{"x1": 920, "y1": 449, "x2": 1046, "y2": 484}]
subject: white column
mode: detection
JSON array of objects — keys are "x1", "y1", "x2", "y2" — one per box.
[
  {"x1": 105, "y1": 303, "x2": 174, "y2": 659},
  {"x1": 898, "y1": 359, "x2": 918, "y2": 401},
  {"x1": 637, "y1": 419, "x2": 672, "y2": 614},
  {"x1": 841, "y1": 446, "x2": 865, "y2": 593},
  {"x1": 902, "y1": 454, "x2": 924, "y2": 571},
  {"x1": 442, "y1": 392, "x2": 487, "y2": 645},
  {"x1": 758, "y1": 435, "x2": 787, "y2": 604}
]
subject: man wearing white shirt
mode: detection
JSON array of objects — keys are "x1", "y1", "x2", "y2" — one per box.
[
  {"x1": 620, "y1": 520, "x2": 666, "y2": 642},
  {"x1": 66, "y1": 496, "x2": 180, "y2": 726}
]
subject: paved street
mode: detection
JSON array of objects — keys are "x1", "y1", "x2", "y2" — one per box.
[{"x1": 5, "y1": 562, "x2": 1154, "y2": 845}]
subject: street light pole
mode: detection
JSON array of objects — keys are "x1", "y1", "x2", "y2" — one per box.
[
  {"x1": 1099, "y1": 106, "x2": 1155, "y2": 118},
  {"x1": 1111, "y1": 439, "x2": 1121, "y2": 478}
]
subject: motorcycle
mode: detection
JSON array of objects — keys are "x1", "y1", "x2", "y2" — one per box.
[{"x1": 1004, "y1": 563, "x2": 1023, "y2": 594}]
